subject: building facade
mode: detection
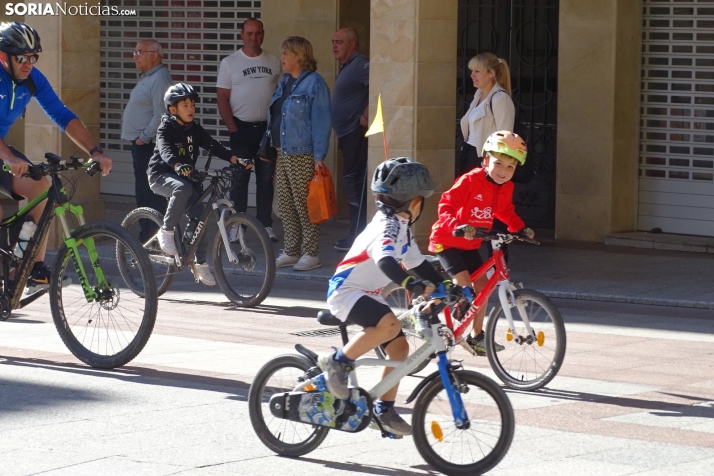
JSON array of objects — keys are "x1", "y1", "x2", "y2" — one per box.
[{"x1": 2, "y1": 0, "x2": 712, "y2": 242}]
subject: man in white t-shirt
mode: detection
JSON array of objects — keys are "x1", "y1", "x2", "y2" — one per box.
[{"x1": 217, "y1": 18, "x2": 281, "y2": 242}]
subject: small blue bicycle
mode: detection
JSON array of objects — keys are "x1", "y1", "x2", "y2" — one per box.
[{"x1": 248, "y1": 286, "x2": 515, "y2": 476}]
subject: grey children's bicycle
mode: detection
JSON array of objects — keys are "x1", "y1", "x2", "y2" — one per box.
[
  {"x1": 248, "y1": 285, "x2": 515, "y2": 476},
  {"x1": 120, "y1": 155, "x2": 275, "y2": 307},
  {"x1": 0, "y1": 153, "x2": 158, "y2": 369}
]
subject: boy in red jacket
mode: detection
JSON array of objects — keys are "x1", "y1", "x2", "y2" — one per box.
[{"x1": 429, "y1": 131, "x2": 534, "y2": 355}]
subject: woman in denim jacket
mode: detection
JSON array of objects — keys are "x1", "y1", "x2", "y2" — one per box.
[{"x1": 262, "y1": 36, "x2": 331, "y2": 271}]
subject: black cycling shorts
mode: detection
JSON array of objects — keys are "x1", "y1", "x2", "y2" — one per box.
[
  {"x1": 0, "y1": 147, "x2": 34, "y2": 201},
  {"x1": 346, "y1": 295, "x2": 405, "y2": 353},
  {"x1": 436, "y1": 247, "x2": 484, "y2": 277}
]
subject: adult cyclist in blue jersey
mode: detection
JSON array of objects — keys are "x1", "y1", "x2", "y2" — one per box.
[{"x1": 0, "y1": 22, "x2": 113, "y2": 294}]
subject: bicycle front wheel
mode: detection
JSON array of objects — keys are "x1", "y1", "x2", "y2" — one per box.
[
  {"x1": 378, "y1": 283, "x2": 431, "y2": 375},
  {"x1": 412, "y1": 370, "x2": 515, "y2": 476},
  {"x1": 485, "y1": 289, "x2": 566, "y2": 391},
  {"x1": 213, "y1": 214, "x2": 275, "y2": 307},
  {"x1": 119, "y1": 207, "x2": 176, "y2": 296},
  {"x1": 51, "y1": 221, "x2": 158, "y2": 369},
  {"x1": 248, "y1": 354, "x2": 328, "y2": 457}
]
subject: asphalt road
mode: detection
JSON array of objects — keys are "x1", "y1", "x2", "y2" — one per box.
[{"x1": 2, "y1": 272, "x2": 714, "y2": 476}]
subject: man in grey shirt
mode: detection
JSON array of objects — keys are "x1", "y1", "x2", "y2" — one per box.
[
  {"x1": 121, "y1": 39, "x2": 172, "y2": 242},
  {"x1": 331, "y1": 27, "x2": 369, "y2": 251}
]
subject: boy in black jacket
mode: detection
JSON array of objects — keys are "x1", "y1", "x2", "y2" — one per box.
[{"x1": 148, "y1": 83, "x2": 248, "y2": 285}]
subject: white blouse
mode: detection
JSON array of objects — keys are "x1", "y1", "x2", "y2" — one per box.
[{"x1": 460, "y1": 84, "x2": 515, "y2": 154}]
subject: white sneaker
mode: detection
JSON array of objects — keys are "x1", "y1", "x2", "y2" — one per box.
[
  {"x1": 195, "y1": 262, "x2": 216, "y2": 286},
  {"x1": 276, "y1": 252, "x2": 300, "y2": 268},
  {"x1": 293, "y1": 254, "x2": 321, "y2": 271},
  {"x1": 265, "y1": 227, "x2": 278, "y2": 242},
  {"x1": 157, "y1": 228, "x2": 177, "y2": 255}
]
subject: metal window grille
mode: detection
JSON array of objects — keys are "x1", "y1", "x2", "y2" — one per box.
[
  {"x1": 639, "y1": 0, "x2": 714, "y2": 236},
  {"x1": 99, "y1": 0, "x2": 261, "y2": 195}
]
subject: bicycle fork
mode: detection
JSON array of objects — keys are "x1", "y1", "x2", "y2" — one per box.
[
  {"x1": 213, "y1": 199, "x2": 240, "y2": 264},
  {"x1": 497, "y1": 280, "x2": 536, "y2": 341},
  {"x1": 56, "y1": 204, "x2": 101, "y2": 302},
  {"x1": 437, "y1": 352, "x2": 470, "y2": 429}
]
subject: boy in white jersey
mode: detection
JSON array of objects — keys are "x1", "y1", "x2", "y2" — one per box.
[{"x1": 320, "y1": 157, "x2": 446, "y2": 436}]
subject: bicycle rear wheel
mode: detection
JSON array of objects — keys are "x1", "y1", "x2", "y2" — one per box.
[
  {"x1": 412, "y1": 370, "x2": 514, "y2": 476},
  {"x1": 51, "y1": 222, "x2": 158, "y2": 369},
  {"x1": 213, "y1": 214, "x2": 275, "y2": 307},
  {"x1": 248, "y1": 354, "x2": 328, "y2": 457},
  {"x1": 378, "y1": 283, "x2": 430, "y2": 375},
  {"x1": 485, "y1": 289, "x2": 566, "y2": 391},
  {"x1": 119, "y1": 207, "x2": 176, "y2": 296}
]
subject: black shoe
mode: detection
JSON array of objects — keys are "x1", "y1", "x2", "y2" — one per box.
[
  {"x1": 25, "y1": 262, "x2": 70, "y2": 296},
  {"x1": 334, "y1": 236, "x2": 355, "y2": 251}
]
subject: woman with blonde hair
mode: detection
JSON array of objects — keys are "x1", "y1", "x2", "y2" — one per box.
[
  {"x1": 261, "y1": 36, "x2": 331, "y2": 271},
  {"x1": 458, "y1": 52, "x2": 515, "y2": 176}
]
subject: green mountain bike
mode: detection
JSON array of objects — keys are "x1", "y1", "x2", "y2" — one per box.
[{"x1": 0, "y1": 153, "x2": 158, "y2": 369}]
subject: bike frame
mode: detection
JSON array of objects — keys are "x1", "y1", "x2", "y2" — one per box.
[
  {"x1": 156, "y1": 170, "x2": 243, "y2": 270},
  {"x1": 441, "y1": 238, "x2": 535, "y2": 348},
  {"x1": 0, "y1": 162, "x2": 107, "y2": 309},
  {"x1": 298, "y1": 319, "x2": 469, "y2": 427}
]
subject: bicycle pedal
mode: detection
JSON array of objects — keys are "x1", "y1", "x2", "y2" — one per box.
[{"x1": 384, "y1": 432, "x2": 403, "y2": 440}]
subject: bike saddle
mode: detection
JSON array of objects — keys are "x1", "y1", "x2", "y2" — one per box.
[{"x1": 317, "y1": 310, "x2": 343, "y2": 327}]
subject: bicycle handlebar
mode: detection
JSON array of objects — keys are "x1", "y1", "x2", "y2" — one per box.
[
  {"x1": 3, "y1": 153, "x2": 101, "y2": 179},
  {"x1": 188, "y1": 163, "x2": 247, "y2": 183},
  {"x1": 428, "y1": 282, "x2": 473, "y2": 304},
  {"x1": 452, "y1": 225, "x2": 539, "y2": 245}
]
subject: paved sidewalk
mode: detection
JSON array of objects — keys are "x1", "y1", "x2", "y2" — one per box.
[{"x1": 103, "y1": 195, "x2": 714, "y2": 309}]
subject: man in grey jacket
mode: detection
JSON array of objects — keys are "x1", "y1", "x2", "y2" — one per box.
[{"x1": 121, "y1": 39, "x2": 172, "y2": 242}]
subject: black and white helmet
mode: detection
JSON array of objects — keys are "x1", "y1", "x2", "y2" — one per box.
[
  {"x1": 0, "y1": 22, "x2": 42, "y2": 55},
  {"x1": 164, "y1": 83, "x2": 199, "y2": 111},
  {"x1": 372, "y1": 157, "x2": 435, "y2": 203}
]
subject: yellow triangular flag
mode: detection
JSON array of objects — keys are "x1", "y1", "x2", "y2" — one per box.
[{"x1": 365, "y1": 94, "x2": 384, "y2": 137}]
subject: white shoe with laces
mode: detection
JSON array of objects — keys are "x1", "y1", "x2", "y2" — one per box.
[
  {"x1": 195, "y1": 262, "x2": 216, "y2": 286},
  {"x1": 293, "y1": 254, "x2": 321, "y2": 271},
  {"x1": 157, "y1": 228, "x2": 177, "y2": 255},
  {"x1": 276, "y1": 251, "x2": 300, "y2": 268}
]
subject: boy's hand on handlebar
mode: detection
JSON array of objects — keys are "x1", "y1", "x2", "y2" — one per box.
[
  {"x1": 454, "y1": 224, "x2": 477, "y2": 240},
  {"x1": 403, "y1": 277, "x2": 435, "y2": 297},
  {"x1": 232, "y1": 155, "x2": 253, "y2": 170},
  {"x1": 175, "y1": 163, "x2": 194, "y2": 176},
  {"x1": 520, "y1": 227, "x2": 535, "y2": 239}
]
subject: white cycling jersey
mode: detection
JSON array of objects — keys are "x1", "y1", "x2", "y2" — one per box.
[{"x1": 327, "y1": 211, "x2": 426, "y2": 322}]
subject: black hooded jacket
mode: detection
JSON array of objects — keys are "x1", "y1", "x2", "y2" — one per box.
[{"x1": 148, "y1": 114, "x2": 233, "y2": 181}]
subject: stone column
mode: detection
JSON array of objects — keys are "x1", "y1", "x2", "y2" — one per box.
[
  {"x1": 555, "y1": 0, "x2": 642, "y2": 241},
  {"x1": 368, "y1": 0, "x2": 457, "y2": 245}
]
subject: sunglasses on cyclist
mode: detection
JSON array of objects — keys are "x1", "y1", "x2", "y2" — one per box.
[{"x1": 13, "y1": 54, "x2": 39, "y2": 65}]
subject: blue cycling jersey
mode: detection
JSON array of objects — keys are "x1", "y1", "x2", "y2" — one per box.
[{"x1": 0, "y1": 66, "x2": 78, "y2": 140}]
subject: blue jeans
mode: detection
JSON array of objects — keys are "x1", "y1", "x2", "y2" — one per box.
[
  {"x1": 228, "y1": 120, "x2": 275, "y2": 228},
  {"x1": 132, "y1": 141, "x2": 167, "y2": 242}
]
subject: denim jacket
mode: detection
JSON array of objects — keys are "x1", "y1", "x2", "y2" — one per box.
[{"x1": 267, "y1": 70, "x2": 331, "y2": 161}]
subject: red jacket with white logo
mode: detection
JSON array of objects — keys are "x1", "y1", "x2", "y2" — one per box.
[{"x1": 428, "y1": 167, "x2": 525, "y2": 253}]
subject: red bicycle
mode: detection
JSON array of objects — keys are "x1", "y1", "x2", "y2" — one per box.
[{"x1": 381, "y1": 227, "x2": 566, "y2": 391}]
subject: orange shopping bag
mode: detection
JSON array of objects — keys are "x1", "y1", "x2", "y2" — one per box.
[{"x1": 307, "y1": 165, "x2": 338, "y2": 224}]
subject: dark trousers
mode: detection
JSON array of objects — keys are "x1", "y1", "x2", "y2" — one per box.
[
  {"x1": 337, "y1": 125, "x2": 368, "y2": 236},
  {"x1": 149, "y1": 174, "x2": 208, "y2": 263},
  {"x1": 228, "y1": 119, "x2": 275, "y2": 228},
  {"x1": 132, "y1": 141, "x2": 167, "y2": 242}
]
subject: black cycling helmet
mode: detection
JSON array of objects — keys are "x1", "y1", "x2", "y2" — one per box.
[
  {"x1": 164, "y1": 83, "x2": 199, "y2": 112},
  {"x1": 0, "y1": 22, "x2": 42, "y2": 55},
  {"x1": 372, "y1": 157, "x2": 435, "y2": 215}
]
